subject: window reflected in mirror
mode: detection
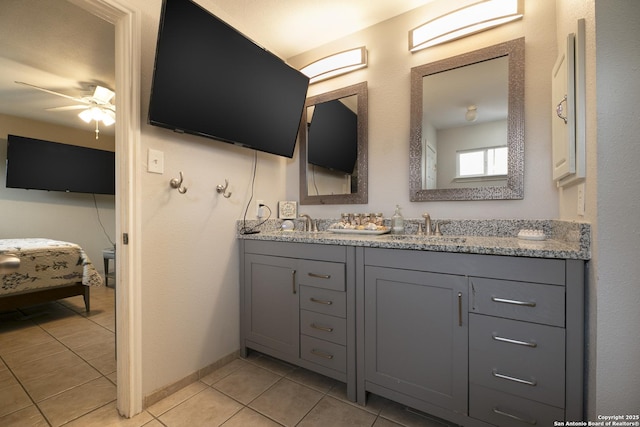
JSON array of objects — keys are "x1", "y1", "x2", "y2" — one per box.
[{"x1": 410, "y1": 38, "x2": 524, "y2": 201}]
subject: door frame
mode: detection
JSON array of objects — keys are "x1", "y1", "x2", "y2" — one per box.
[{"x1": 69, "y1": 0, "x2": 143, "y2": 417}]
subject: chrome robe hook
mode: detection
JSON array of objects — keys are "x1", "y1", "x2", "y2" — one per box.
[
  {"x1": 170, "y1": 171, "x2": 187, "y2": 194},
  {"x1": 216, "y1": 179, "x2": 232, "y2": 198}
]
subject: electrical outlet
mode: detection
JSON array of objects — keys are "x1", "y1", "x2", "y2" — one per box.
[
  {"x1": 577, "y1": 183, "x2": 585, "y2": 216},
  {"x1": 256, "y1": 199, "x2": 264, "y2": 218}
]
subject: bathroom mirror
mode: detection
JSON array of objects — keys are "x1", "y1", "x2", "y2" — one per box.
[
  {"x1": 300, "y1": 82, "x2": 368, "y2": 205},
  {"x1": 409, "y1": 38, "x2": 524, "y2": 201}
]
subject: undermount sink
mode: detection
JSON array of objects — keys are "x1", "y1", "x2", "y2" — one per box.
[{"x1": 381, "y1": 234, "x2": 467, "y2": 244}]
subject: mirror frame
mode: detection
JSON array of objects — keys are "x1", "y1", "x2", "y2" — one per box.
[
  {"x1": 409, "y1": 38, "x2": 525, "y2": 201},
  {"x1": 300, "y1": 81, "x2": 368, "y2": 205}
]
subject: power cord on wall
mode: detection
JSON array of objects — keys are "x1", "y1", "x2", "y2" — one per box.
[
  {"x1": 93, "y1": 194, "x2": 115, "y2": 248},
  {"x1": 239, "y1": 151, "x2": 271, "y2": 235}
]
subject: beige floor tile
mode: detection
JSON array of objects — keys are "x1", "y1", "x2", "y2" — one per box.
[
  {"x1": 23, "y1": 359, "x2": 101, "y2": 402},
  {"x1": 222, "y1": 407, "x2": 281, "y2": 427},
  {"x1": 298, "y1": 395, "x2": 377, "y2": 427},
  {"x1": 200, "y1": 358, "x2": 249, "y2": 386},
  {"x1": 146, "y1": 380, "x2": 207, "y2": 417},
  {"x1": 0, "y1": 324, "x2": 55, "y2": 355},
  {"x1": 87, "y1": 351, "x2": 117, "y2": 375},
  {"x1": 286, "y1": 367, "x2": 340, "y2": 393},
  {"x1": 248, "y1": 353, "x2": 297, "y2": 376},
  {"x1": 0, "y1": 382, "x2": 32, "y2": 418},
  {"x1": 74, "y1": 335, "x2": 115, "y2": 360},
  {"x1": 250, "y1": 378, "x2": 323, "y2": 426},
  {"x1": 373, "y1": 417, "x2": 405, "y2": 427},
  {"x1": 10, "y1": 349, "x2": 84, "y2": 382},
  {"x1": 0, "y1": 365, "x2": 15, "y2": 389},
  {"x1": 158, "y1": 387, "x2": 243, "y2": 427},
  {"x1": 1, "y1": 339, "x2": 68, "y2": 367},
  {"x1": 0, "y1": 404, "x2": 49, "y2": 427},
  {"x1": 65, "y1": 401, "x2": 154, "y2": 427},
  {"x1": 38, "y1": 376, "x2": 116, "y2": 427},
  {"x1": 213, "y1": 363, "x2": 280, "y2": 405},
  {"x1": 55, "y1": 324, "x2": 113, "y2": 350}
]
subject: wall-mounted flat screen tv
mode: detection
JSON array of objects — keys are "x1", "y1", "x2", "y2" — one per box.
[
  {"x1": 308, "y1": 100, "x2": 358, "y2": 174},
  {"x1": 148, "y1": 0, "x2": 309, "y2": 158},
  {"x1": 5, "y1": 135, "x2": 115, "y2": 195}
]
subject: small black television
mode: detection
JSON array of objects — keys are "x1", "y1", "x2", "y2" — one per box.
[
  {"x1": 148, "y1": 0, "x2": 309, "y2": 158},
  {"x1": 5, "y1": 135, "x2": 115, "y2": 195},
  {"x1": 308, "y1": 100, "x2": 358, "y2": 174}
]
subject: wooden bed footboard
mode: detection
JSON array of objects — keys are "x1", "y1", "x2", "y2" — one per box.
[{"x1": 0, "y1": 283, "x2": 90, "y2": 312}]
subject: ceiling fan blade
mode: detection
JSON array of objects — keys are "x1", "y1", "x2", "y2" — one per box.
[
  {"x1": 15, "y1": 81, "x2": 89, "y2": 105},
  {"x1": 92, "y1": 85, "x2": 115, "y2": 104},
  {"x1": 45, "y1": 105, "x2": 89, "y2": 111}
]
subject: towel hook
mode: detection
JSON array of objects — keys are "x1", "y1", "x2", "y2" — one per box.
[
  {"x1": 216, "y1": 179, "x2": 232, "y2": 198},
  {"x1": 170, "y1": 171, "x2": 187, "y2": 194}
]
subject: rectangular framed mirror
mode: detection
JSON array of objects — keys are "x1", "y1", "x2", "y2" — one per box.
[
  {"x1": 409, "y1": 38, "x2": 525, "y2": 201},
  {"x1": 299, "y1": 82, "x2": 368, "y2": 205}
]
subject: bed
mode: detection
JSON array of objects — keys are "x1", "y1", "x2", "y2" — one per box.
[{"x1": 0, "y1": 238, "x2": 103, "y2": 313}]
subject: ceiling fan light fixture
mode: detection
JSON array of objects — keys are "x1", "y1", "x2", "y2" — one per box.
[
  {"x1": 465, "y1": 105, "x2": 478, "y2": 122},
  {"x1": 78, "y1": 108, "x2": 94, "y2": 123},
  {"x1": 409, "y1": 0, "x2": 523, "y2": 52},
  {"x1": 300, "y1": 47, "x2": 367, "y2": 84}
]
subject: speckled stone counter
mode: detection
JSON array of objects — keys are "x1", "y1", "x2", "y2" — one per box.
[{"x1": 237, "y1": 219, "x2": 590, "y2": 260}]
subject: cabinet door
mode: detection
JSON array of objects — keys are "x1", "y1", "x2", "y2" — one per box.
[
  {"x1": 244, "y1": 254, "x2": 299, "y2": 357},
  {"x1": 364, "y1": 266, "x2": 468, "y2": 413}
]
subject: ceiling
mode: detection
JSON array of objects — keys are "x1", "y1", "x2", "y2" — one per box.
[{"x1": 0, "y1": 0, "x2": 435, "y2": 134}]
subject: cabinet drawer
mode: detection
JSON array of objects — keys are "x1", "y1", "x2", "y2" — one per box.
[
  {"x1": 300, "y1": 310, "x2": 346, "y2": 345},
  {"x1": 300, "y1": 286, "x2": 346, "y2": 317},
  {"x1": 470, "y1": 384, "x2": 564, "y2": 427},
  {"x1": 470, "y1": 277, "x2": 565, "y2": 326},
  {"x1": 300, "y1": 335, "x2": 346, "y2": 373},
  {"x1": 469, "y1": 314, "x2": 565, "y2": 408},
  {"x1": 298, "y1": 259, "x2": 345, "y2": 291}
]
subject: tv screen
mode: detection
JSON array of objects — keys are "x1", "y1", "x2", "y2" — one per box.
[
  {"x1": 148, "y1": 0, "x2": 309, "y2": 158},
  {"x1": 5, "y1": 135, "x2": 115, "y2": 195},
  {"x1": 308, "y1": 99, "x2": 358, "y2": 174}
]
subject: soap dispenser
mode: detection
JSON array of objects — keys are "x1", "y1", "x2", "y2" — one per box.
[{"x1": 391, "y1": 205, "x2": 404, "y2": 234}]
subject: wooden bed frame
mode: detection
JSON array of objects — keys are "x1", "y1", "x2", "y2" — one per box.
[{"x1": 0, "y1": 283, "x2": 90, "y2": 312}]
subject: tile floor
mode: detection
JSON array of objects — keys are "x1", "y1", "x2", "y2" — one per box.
[{"x1": 1, "y1": 286, "x2": 454, "y2": 427}]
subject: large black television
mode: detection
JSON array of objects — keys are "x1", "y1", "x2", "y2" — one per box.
[
  {"x1": 5, "y1": 135, "x2": 115, "y2": 195},
  {"x1": 308, "y1": 99, "x2": 358, "y2": 174},
  {"x1": 148, "y1": 0, "x2": 309, "y2": 158}
]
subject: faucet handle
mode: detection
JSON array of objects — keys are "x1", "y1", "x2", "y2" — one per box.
[
  {"x1": 434, "y1": 220, "x2": 450, "y2": 236},
  {"x1": 422, "y1": 212, "x2": 430, "y2": 219}
]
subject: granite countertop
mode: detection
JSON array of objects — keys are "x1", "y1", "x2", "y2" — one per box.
[{"x1": 237, "y1": 219, "x2": 591, "y2": 260}]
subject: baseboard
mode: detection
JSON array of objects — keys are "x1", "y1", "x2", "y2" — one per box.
[{"x1": 143, "y1": 350, "x2": 240, "y2": 409}]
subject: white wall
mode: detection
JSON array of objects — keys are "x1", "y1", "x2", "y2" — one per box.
[
  {"x1": 287, "y1": 0, "x2": 559, "y2": 220},
  {"x1": 133, "y1": 0, "x2": 292, "y2": 396},
  {"x1": 0, "y1": 114, "x2": 116, "y2": 270},
  {"x1": 559, "y1": 0, "x2": 640, "y2": 417}
]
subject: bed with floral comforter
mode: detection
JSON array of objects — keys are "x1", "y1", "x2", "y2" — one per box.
[{"x1": 0, "y1": 238, "x2": 103, "y2": 312}]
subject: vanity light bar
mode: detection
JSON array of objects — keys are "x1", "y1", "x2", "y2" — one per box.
[
  {"x1": 300, "y1": 47, "x2": 367, "y2": 84},
  {"x1": 409, "y1": 0, "x2": 523, "y2": 52}
]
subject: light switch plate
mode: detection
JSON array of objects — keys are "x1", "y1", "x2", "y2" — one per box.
[{"x1": 148, "y1": 148, "x2": 164, "y2": 174}]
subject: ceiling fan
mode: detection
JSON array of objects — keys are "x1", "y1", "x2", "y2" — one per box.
[{"x1": 15, "y1": 81, "x2": 116, "y2": 139}]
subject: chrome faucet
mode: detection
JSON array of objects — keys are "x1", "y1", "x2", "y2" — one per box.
[{"x1": 299, "y1": 214, "x2": 317, "y2": 232}]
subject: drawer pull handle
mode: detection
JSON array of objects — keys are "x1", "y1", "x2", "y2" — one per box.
[
  {"x1": 492, "y1": 334, "x2": 537, "y2": 348},
  {"x1": 310, "y1": 349, "x2": 334, "y2": 359},
  {"x1": 492, "y1": 369, "x2": 537, "y2": 386},
  {"x1": 308, "y1": 272, "x2": 331, "y2": 279},
  {"x1": 310, "y1": 323, "x2": 334, "y2": 333},
  {"x1": 310, "y1": 297, "x2": 333, "y2": 305},
  {"x1": 457, "y1": 292, "x2": 463, "y2": 326},
  {"x1": 491, "y1": 296, "x2": 536, "y2": 307},
  {"x1": 492, "y1": 407, "x2": 537, "y2": 425}
]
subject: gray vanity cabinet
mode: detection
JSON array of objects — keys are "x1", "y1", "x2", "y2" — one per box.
[
  {"x1": 363, "y1": 266, "x2": 468, "y2": 414},
  {"x1": 358, "y1": 247, "x2": 585, "y2": 427},
  {"x1": 240, "y1": 240, "x2": 356, "y2": 400}
]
